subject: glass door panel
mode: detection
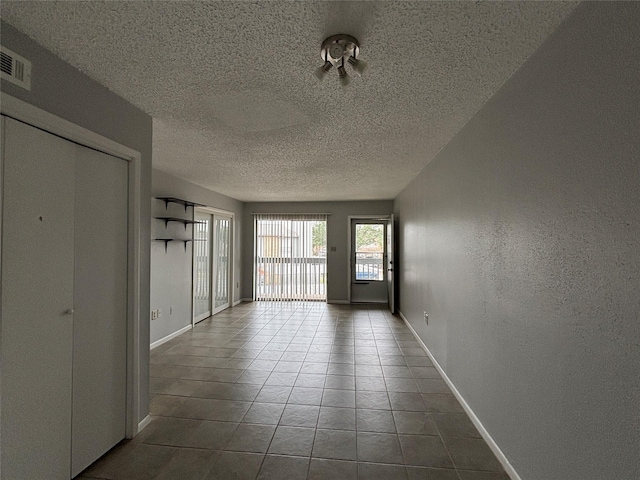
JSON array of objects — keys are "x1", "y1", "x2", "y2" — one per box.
[
  {"x1": 193, "y1": 212, "x2": 212, "y2": 322},
  {"x1": 213, "y1": 215, "x2": 231, "y2": 312}
]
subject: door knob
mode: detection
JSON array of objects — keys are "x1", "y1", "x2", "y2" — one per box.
[{"x1": 64, "y1": 308, "x2": 75, "y2": 315}]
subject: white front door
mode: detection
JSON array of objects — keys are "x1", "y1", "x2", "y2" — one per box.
[
  {"x1": 387, "y1": 214, "x2": 395, "y2": 313},
  {"x1": 350, "y1": 219, "x2": 388, "y2": 304}
]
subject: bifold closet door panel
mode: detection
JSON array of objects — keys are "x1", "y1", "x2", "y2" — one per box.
[
  {"x1": 1, "y1": 117, "x2": 75, "y2": 479},
  {"x1": 71, "y1": 145, "x2": 128, "y2": 477}
]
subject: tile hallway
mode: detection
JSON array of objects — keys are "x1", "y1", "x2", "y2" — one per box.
[{"x1": 80, "y1": 302, "x2": 509, "y2": 480}]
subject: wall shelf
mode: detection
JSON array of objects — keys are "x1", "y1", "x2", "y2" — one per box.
[
  {"x1": 156, "y1": 196, "x2": 205, "y2": 211},
  {"x1": 155, "y1": 216, "x2": 201, "y2": 228},
  {"x1": 153, "y1": 197, "x2": 203, "y2": 252}
]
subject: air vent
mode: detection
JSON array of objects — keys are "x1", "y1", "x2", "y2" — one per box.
[{"x1": 1, "y1": 46, "x2": 31, "y2": 91}]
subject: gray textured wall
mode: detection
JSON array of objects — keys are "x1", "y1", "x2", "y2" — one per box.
[
  {"x1": 242, "y1": 201, "x2": 393, "y2": 302},
  {"x1": 151, "y1": 169, "x2": 244, "y2": 343},
  {"x1": 1, "y1": 21, "x2": 153, "y2": 425},
  {"x1": 394, "y1": 3, "x2": 640, "y2": 479}
]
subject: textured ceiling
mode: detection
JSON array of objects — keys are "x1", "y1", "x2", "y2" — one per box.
[{"x1": 1, "y1": 1, "x2": 578, "y2": 202}]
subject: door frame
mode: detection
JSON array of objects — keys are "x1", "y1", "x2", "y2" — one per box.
[
  {"x1": 1, "y1": 93, "x2": 144, "y2": 438},
  {"x1": 191, "y1": 206, "x2": 234, "y2": 326},
  {"x1": 347, "y1": 215, "x2": 392, "y2": 305}
]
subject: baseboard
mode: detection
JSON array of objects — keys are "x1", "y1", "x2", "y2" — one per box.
[
  {"x1": 150, "y1": 324, "x2": 192, "y2": 350},
  {"x1": 241, "y1": 297, "x2": 253, "y2": 303},
  {"x1": 398, "y1": 310, "x2": 521, "y2": 480},
  {"x1": 232, "y1": 299, "x2": 243, "y2": 306},
  {"x1": 137, "y1": 415, "x2": 152, "y2": 434},
  {"x1": 327, "y1": 299, "x2": 350, "y2": 304}
]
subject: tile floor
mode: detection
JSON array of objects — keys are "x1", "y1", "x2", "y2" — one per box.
[{"x1": 80, "y1": 302, "x2": 509, "y2": 480}]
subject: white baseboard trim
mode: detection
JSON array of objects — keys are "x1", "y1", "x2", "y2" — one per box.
[
  {"x1": 232, "y1": 299, "x2": 243, "y2": 306},
  {"x1": 398, "y1": 310, "x2": 520, "y2": 480},
  {"x1": 150, "y1": 324, "x2": 192, "y2": 350},
  {"x1": 327, "y1": 300, "x2": 350, "y2": 304},
  {"x1": 137, "y1": 415, "x2": 152, "y2": 434},
  {"x1": 241, "y1": 297, "x2": 253, "y2": 303}
]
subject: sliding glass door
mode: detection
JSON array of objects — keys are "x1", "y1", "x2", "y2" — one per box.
[
  {"x1": 193, "y1": 210, "x2": 233, "y2": 322},
  {"x1": 254, "y1": 214, "x2": 327, "y2": 301}
]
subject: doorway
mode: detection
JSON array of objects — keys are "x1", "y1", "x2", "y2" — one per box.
[{"x1": 349, "y1": 216, "x2": 395, "y2": 309}]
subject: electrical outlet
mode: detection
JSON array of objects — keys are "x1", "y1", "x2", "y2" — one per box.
[
  {"x1": 424, "y1": 311, "x2": 429, "y2": 325},
  {"x1": 151, "y1": 310, "x2": 158, "y2": 320},
  {"x1": 170, "y1": 306, "x2": 174, "y2": 315}
]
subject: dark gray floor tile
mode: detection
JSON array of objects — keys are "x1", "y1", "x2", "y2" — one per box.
[
  {"x1": 236, "y1": 370, "x2": 271, "y2": 385},
  {"x1": 406, "y1": 466, "x2": 459, "y2": 480},
  {"x1": 432, "y1": 413, "x2": 481, "y2": 438},
  {"x1": 328, "y1": 363, "x2": 355, "y2": 375},
  {"x1": 356, "y1": 391, "x2": 391, "y2": 410},
  {"x1": 356, "y1": 409, "x2": 396, "y2": 433},
  {"x1": 443, "y1": 437, "x2": 504, "y2": 472},
  {"x1": 322, "y1": 389, "x2": 356, "y2": 408},
  {"x1": 247, "y1": 359, "x2": 278, "y2": 371},
  {"x1": 392, "y1": 411, "x2": 439, "y2": 435},
  {"x1": 382, "y1": 365, "x2": 414, "y2": 378},
  {"x1": 172, "y1": 397, "x2": 252, "y2": 422},
  {"x1": 355, "y1": 364, "x2": 384, "y2": 377},
  {"x1": 226, "y1": 424, "x2": 276, "y2": 453},
  {"x1": 300, "y1": 362, "x2": 329, "y2": 374},
  {"x1": 142, "y1": 417, "x2": 238, "y2": 450},
  {"x1": 422, "y1": 394, "x2": 464, "y2": 413},
  {"x1": 288, "y1": 387, "x2": 324, "y2": 406},
  {"x1": 155, "y1": 448, "x2": 220, "y2": 480},
  {"x1": 242, "y1": 403, "x2": 286, "y2": 425},
  {"x1": 308, "y1": 458, "x2": 358, "y2": 480},
  {"x1": 265, "y1": 372, "x2": 298, "y2": 387},
  {"x1": 83, "y1": 442, "x2": 177, "y2": 480},
  {"x1": 358, "y1": 462, "x2": 408, "y2": 480},
  {"x1": 274, "y1": 361, "x2": 303, "y2": 373},
  {"x1": 398, "y1": 435, "x2": 453, "y2": 468},
  {"x1": 318, "y1": 406, "x2": 357, "y2": 430},
  {"x1": 205, "y1": 451, "x2": 264, "y2": 480},
  {"x1": 257, "y1": 455, "x2": 309, "y2": 480},
  {"x1": 255, "y1": 386, "x2": 292, "y2": 404},
  {"x1": 457, "y1": 470, "x2": 511, "y2": 480},
  {"x1": 357, "y1": 432, "x2": 403, "y2": 463},
  {"x1": 294, "y1": 374, "x2": 327, "y2": 388},
  {"x1": 279, "y1": 404, "x2": 320, "y2": 427},
  {"x1": 379, "y1": 355, "x2": 407, "y2": 366},
  {"x1": 268, "y1": 426, "x2": 316, "y2": 456},
  {"x1": 356, "y1": 376, "x2": 387, "y2": 391},
  {"x1": 385, "y1": 377, "x2": 420, "y2": 393},
  {"x1": 415, "y1": 379, "x2": 451, "y2": 394},
  {"x1": 150, "y1": 394, "x2": 185, "y2": 416},
  {"x1": 389, "y1": 392, "x2": 428, "y2": 411},
  {"x1": 325, "y1": 375, "x2": 356, "y2": 390},
  {"x1": 409, "y1": 366, "x2": 440, "y2": 379},
  {"x1": 312, "y1": 429, "x2": 357, "y2": 460}
]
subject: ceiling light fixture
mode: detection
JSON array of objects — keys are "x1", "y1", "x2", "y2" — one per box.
[{"x1": 314, "y1": 34, "x2": 367, "y2": 86}]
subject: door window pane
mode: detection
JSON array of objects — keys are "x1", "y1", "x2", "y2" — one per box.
[{"x1": 355, "y1": 223, "x2": 384, "y2": 281}]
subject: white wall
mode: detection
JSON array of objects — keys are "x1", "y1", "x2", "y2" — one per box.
[
  {"x1": 242, "y1": 201, "x2": 393, "y2": 302},
  {"x1": 394, "y1": 3, "x2": 640, "y2": 479},
  {"x1": 150, "y1": 169, "x2": 244, "y2": 344}
]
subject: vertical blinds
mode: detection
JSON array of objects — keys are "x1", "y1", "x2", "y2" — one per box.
[{"x1": 254, "y1": 214, "x2": 328, "y2": 301}]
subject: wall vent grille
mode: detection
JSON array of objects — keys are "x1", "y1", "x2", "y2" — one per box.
[{"x1": 1, "y1": 46, "x2": 31, "y2": 91}]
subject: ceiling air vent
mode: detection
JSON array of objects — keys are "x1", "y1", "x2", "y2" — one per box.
[{"x1": 1, "y1": 46, "x2": 31, "y2": 91}]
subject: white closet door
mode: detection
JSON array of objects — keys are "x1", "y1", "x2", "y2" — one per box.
[
  {"x1": 71, "y1": 145, "x2": 128, "y2": 476},
  {"x1": 1, "y1": 117, "x2": 76, "y2": 479}
]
